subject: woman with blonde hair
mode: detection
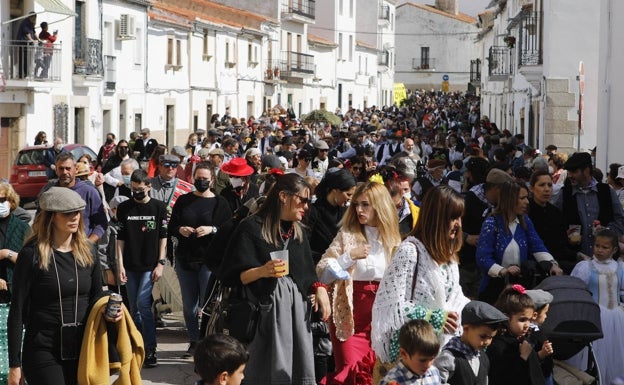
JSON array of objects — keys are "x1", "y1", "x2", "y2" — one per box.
[
  {"x1": 7, "y1": 187, "x2": 120, "y2": 385},
  {"x1": 317, "y1": 180, "x2": 401, "y2": 385},
  {"x1": 372, "y1": 185, "x2": 469, "y2": 367}
]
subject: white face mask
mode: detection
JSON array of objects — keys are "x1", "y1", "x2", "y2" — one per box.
[
  {"x1": 230, "y1": 177, "x2": 244, "y2": 189},
  {"x1": 403, "y1": 192, "x2": 412, "y2": 201},
  {"x1": 55, "y1": 144, "x2": 63, "y2": 151},
  {"x1": 0, "y1": 201, "x2": 10, "y2": 218},
  {"x1": 548, "y1": 166, "x2": 554, "y2": 174}
]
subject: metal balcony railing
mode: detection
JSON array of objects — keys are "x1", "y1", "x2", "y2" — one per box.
[
  {"x1": 488, "y1": 45, "x2": 513, "y2": 78},
  {"x1": 265, "y1": 51, "x2": 314, "y2": 80},
  {"x1": 1, "y1": 40, "x2": 62, "y2": 81},
  {"x1": 282, "y1": 0, "x2": 315, "y2": 20},
  {"x1": 470, "y1": 59, "x2": 481, "y2": 83},
  {"x1": 379, "y1": 5, "x2": 390, "y2": 21},
  {"x1": 412, "y1": 57, "x2": 436, "y2": 70},
  {"x1": 518, "y1": 11, "x2": 542, "y2": 66}
]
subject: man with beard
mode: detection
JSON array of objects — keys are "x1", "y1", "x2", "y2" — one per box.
[
  {"x1": 38, "y1": 152, "x2": 108, "y2": 242},
  {"x1": 97, "y1": 132, "x2": 117, "y2": 168},
  {"x1": 555, "y1": 152, "x2": 624, "y2": 258},
  {"x1": 219, "y1": 157, "x2": 259, "y2": 213}
]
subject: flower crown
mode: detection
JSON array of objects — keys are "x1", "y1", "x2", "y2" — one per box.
[{"x1": 369, "y1": 173, "x2": 384, "y2": 185}]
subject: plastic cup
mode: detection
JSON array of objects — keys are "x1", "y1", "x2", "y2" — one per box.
[{"x1": 270, "y1": 250, "x2": 289, "y2": 276}]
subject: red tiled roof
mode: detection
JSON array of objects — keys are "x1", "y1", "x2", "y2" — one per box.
[
  {"x1": 308, "y1": 33, "x2": 337, "y2": 47},
  {"x1": 400, "y1": 3, "x2": 477, "y2": 24},
  {"x1": 356, "y1": 39, "x2": 376, "y2": 50},
  {"x1": 150, "y1": 0, "x2": 275, "y2": 31}
]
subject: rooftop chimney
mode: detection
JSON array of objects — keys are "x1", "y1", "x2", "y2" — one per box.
[{"x1": 435, "y1": 0, "x2": 459, "y2": 15}]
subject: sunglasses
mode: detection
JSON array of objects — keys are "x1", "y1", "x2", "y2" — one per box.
[
  {"x1": 294, "y1": 194, "x2": 310, "y2": 206},
  {"x1": 162, "y1": 162, "x2": 179, "y2": 168}
]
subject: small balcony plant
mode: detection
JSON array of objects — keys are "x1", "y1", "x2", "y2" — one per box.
[
  {"x1": 73, "y1": 58, "x2": 87, "y2": 74},
  {"x1": 503, "y1": 35, "x2": 516, "y2": 48}
]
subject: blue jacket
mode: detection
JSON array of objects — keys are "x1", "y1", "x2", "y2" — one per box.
[{"x1": 476, "y1": 214, "x2": 549, "y2": 293}]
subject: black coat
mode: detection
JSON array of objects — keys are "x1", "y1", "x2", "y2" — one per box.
[
  {"x1": 219, "y1": 215, "x2": 317, "y2": 303},
  {"x1": 304, "y1": 198, "x2": 345, "y2": 264},
  {"x1": 487, "y1": 333, "x2": 546, "y2": 385}
]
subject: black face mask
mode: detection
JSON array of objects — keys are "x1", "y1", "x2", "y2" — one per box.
[
  {"x1": 133, "y1": 190, "x2": 147, "y2": 201},
  {"x1": 106, "y1": 138, "x2": 114, "y2": 144},
  {"x1": 118, "y1": 147, "x2": 128, "y2": 157},
  {"x1": 194, "y1": 179, "x2": 210, "y2": 193}
]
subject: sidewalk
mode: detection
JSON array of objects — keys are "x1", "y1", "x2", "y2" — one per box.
[{"x1": 112, "y1": 312, "x2": 198, "y2": 385}]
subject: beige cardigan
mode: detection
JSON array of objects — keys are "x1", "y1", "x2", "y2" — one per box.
[{"x1": 316, "y1": 229, "x2": 372, "y2": 342}]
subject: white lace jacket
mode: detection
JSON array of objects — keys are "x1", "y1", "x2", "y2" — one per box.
[{"x1": 371, "y1": 236, "x2": 469, "y2": 363}]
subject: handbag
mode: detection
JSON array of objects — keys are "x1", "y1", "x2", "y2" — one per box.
[{"x1": 204, "y1": 281, "x2": 260, "y2": 343}]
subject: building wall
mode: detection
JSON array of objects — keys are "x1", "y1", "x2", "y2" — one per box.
[
  {"x1": 597, "y1": 0, "x2": 624, "y2": 171},
  {"x1": 395, "y1": 4, "x2": 478, "y2": 92}
]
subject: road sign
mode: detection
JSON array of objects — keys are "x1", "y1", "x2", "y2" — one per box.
[{"x1": 442, "y1": 74, "x2": 449, "y2": 81}]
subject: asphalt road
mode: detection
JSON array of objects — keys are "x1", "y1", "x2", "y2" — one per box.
[{"x1": 112, "y1": 312, "x2": 198, "y2": 385}]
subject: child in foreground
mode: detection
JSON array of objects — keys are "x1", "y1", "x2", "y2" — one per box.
[
  {"x1": 380, "y1": 319, "x2": 441, "y2": 385},
  {"x1": 487, "y1": 284, "x2": 546, "y2": 385},
  {"x1": 434, "y1": 301, "x2": 508, "y2": 385},
  {"x1": 526, "y1": 289, "x2": 555, "y2": 385},
  {"x1": 194, "y1": 334, "x2": 249, "y2": 385}
]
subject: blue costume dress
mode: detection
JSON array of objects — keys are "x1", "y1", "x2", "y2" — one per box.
[{"x1": 570, "y1": 258, "x2": 624, "y2": 385}]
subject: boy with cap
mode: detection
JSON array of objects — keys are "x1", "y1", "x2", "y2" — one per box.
[
  {"x1": 526, "y1": 289, "x2": 555, "y2": 385},
  {"x1": 380, "y1": 319, "x2": 442, "y2": 385},
  {"x1": 434, "y1": 301, "x2": 508, "y2": 385}
]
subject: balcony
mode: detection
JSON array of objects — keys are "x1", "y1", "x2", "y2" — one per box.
[
  {"x1": 470, "y1": 59, "x2": 481, "y2": 84},
  {"x1": 274, "y1": 51, "x2": 315, "y2": 79},
  {"x1": 379, "y1": 5, "x2": 390, "y2": 22},
  {"x1": 378, "y1": 51, "x2": 390, "y2": 67},
  {"x1": 518, "y1": 11, "x2": 542, "y2": 67},
  {"x1": 282, "y1": 0, "x2": 315, "y2": 22},
  {"x1": 1, "y1": 40, "x2": 62, "y2": 83},
  {"x1": 104, "y1": 55, "x2": 116, "y2": 92},
  {"x1": 412, "y1": 57, "x2": 436, "y2": 71},
  {"x1": 488, "y1": 45, "x2": 513, "y2": 80}
]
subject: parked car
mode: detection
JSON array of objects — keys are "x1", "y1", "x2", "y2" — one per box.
[{"x1": 9, "y1": 144, "x2": 97, "y2": 203}]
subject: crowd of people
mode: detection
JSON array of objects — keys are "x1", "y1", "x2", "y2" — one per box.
[{"x1": 4, "y1": 90, "x2": 624, "y2": 385}]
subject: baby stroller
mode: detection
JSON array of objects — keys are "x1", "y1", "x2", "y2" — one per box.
[{"x1": 535, "y1": 276, "x2": 603, "y2": 385}]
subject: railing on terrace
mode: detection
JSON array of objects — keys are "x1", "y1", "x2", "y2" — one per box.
[
  {"x1": 379, "y1": 5, "x2": 390, "y2": 21},
  {"x1": 518, "y1": 11, "x2": 542, "y2": 66},
  {"x1": 279, "y1": 51, "x2": 315, "y2": 76},
  {"x1": 1, "y1": 40, "x2": 62, "y2": 81},
  {"x1": 378, "y1": 51, "x2": 389, "y2": 66},
  {"x1": 470, "y1": 59, "x2": 481, "y2": 83},
  {"x1": 488, "y1": 45, "x2": 513, "y2": 78},
  {"x1": 282, "y1": 0, "x2": 315, "y2": 20},
  {"x1": 412, "y1": 57, "x2": 436, "y2": 70}
]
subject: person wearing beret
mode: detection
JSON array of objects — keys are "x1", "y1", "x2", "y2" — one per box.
[
  {"x1": 554, "y1": 151, "x2": 624, "y2": 257},
  {"x1": 8, "y1": 188, "x2": 122, "y2": 385}
]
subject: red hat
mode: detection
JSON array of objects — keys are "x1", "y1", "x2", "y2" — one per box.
[{"x1": 221, "y1": 157, "x2": 254, "y2": 177}]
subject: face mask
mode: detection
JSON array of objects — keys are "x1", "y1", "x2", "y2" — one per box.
[
  {"x1": 194, "y1": 179, "x2": 211, "y2": 193},
  {"x1": 122, "y1": 175, "x2": 131, "y2": 187},
  {"x1": 403, "y1": 192, "x2": 412, "y2": 201},
  {"x1": 548, "y1": 166, "x2": 554, "y2": 174},
  {"x1": 230, "y1": 177, "x2": 244, "y2": 189},
  {"x1": 343, "y1": 200, "x2": 350, "y2": 207},
  {"x1": 0, "y1": 201, "x2": 10, "y2": 219},
  {"x1": 118, "y1": 147, "x2": 129, "y2": 157},
  {"x1": 106, "y1": 138, "x2": 113, "y2": 144},
  {"x1": 133, "y1": 190, "x2": 147, "y2": 201},
  {"x1": 55, "y1": 144, "x2": 63, "y2": 151}
]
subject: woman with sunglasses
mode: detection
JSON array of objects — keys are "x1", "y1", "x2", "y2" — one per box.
[
  {"x1": 317, "y1": 181, "x2": 401, "y2": 385},
  {"x1": 220, "y1": 173, "x2": 330, "y2": 385},
  {"x1": 290, "y1": 149, "x2": 314, "y2": 178},
  {"x1": 8, "y1": 188, "x2": 121, "y2": 385}
]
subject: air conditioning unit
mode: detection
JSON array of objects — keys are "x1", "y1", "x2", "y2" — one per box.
[{"x1": 117, "y1": 14, "x2": 136, "y2": 40}]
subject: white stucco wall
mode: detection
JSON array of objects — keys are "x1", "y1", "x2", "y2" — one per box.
[
  {"x1": 395, "y1": 3, "x2": 479, "y2": 91},
  {"x1": 596, "y1": 0, "x2": 624, "y2": 171}
]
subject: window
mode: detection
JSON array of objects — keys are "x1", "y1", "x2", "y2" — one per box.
[
  {"x1": 176, "y1": 39, "x2": 182, "y2": 67},
  {"x1": 167, "y1": 37, "x2": 174, "y2": 65},
  {"x1": 167, "y1": 37, "x2": 182, "y2": 69},
  {"x1": 349, "y1": 0, "x2": 353, "y2": 17},
  {"x1": 248, "y1": 41, "x2": 253, "y2": 64},
  {"x1": 339, "y1": 0, "x2": 343, "y2": 15},
  {"x1": 134, "y1": 28, "x2": 142, "y2": 65},
  {"x1": 203, "y1": 29, "x2": 211, "y2": 60},
  {"x1": 338, "y1": 33, "x2": 343, "y2": 60},
  {"x1": 421, "y1": 46, "x2": 430, "y2": 69},
  {"x1": 348, "y1": 35, "x2": 353, "y2": 61},
  {"x1": 358, "y1": 55, "x2": 362, "y2": 74}
]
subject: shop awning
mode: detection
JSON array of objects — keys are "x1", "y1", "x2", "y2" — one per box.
[{"x1": 36, "y1": 0, "x2": 77, "y2": 17}]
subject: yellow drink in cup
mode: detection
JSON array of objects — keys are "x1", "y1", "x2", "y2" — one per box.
[{"x1": 270, "y1": 250, "x2": 289, "y2": 276}]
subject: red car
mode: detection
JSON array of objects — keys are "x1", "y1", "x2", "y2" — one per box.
[{"x1": 9, "y1": 144, "x2": 97, "y2": 203}]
